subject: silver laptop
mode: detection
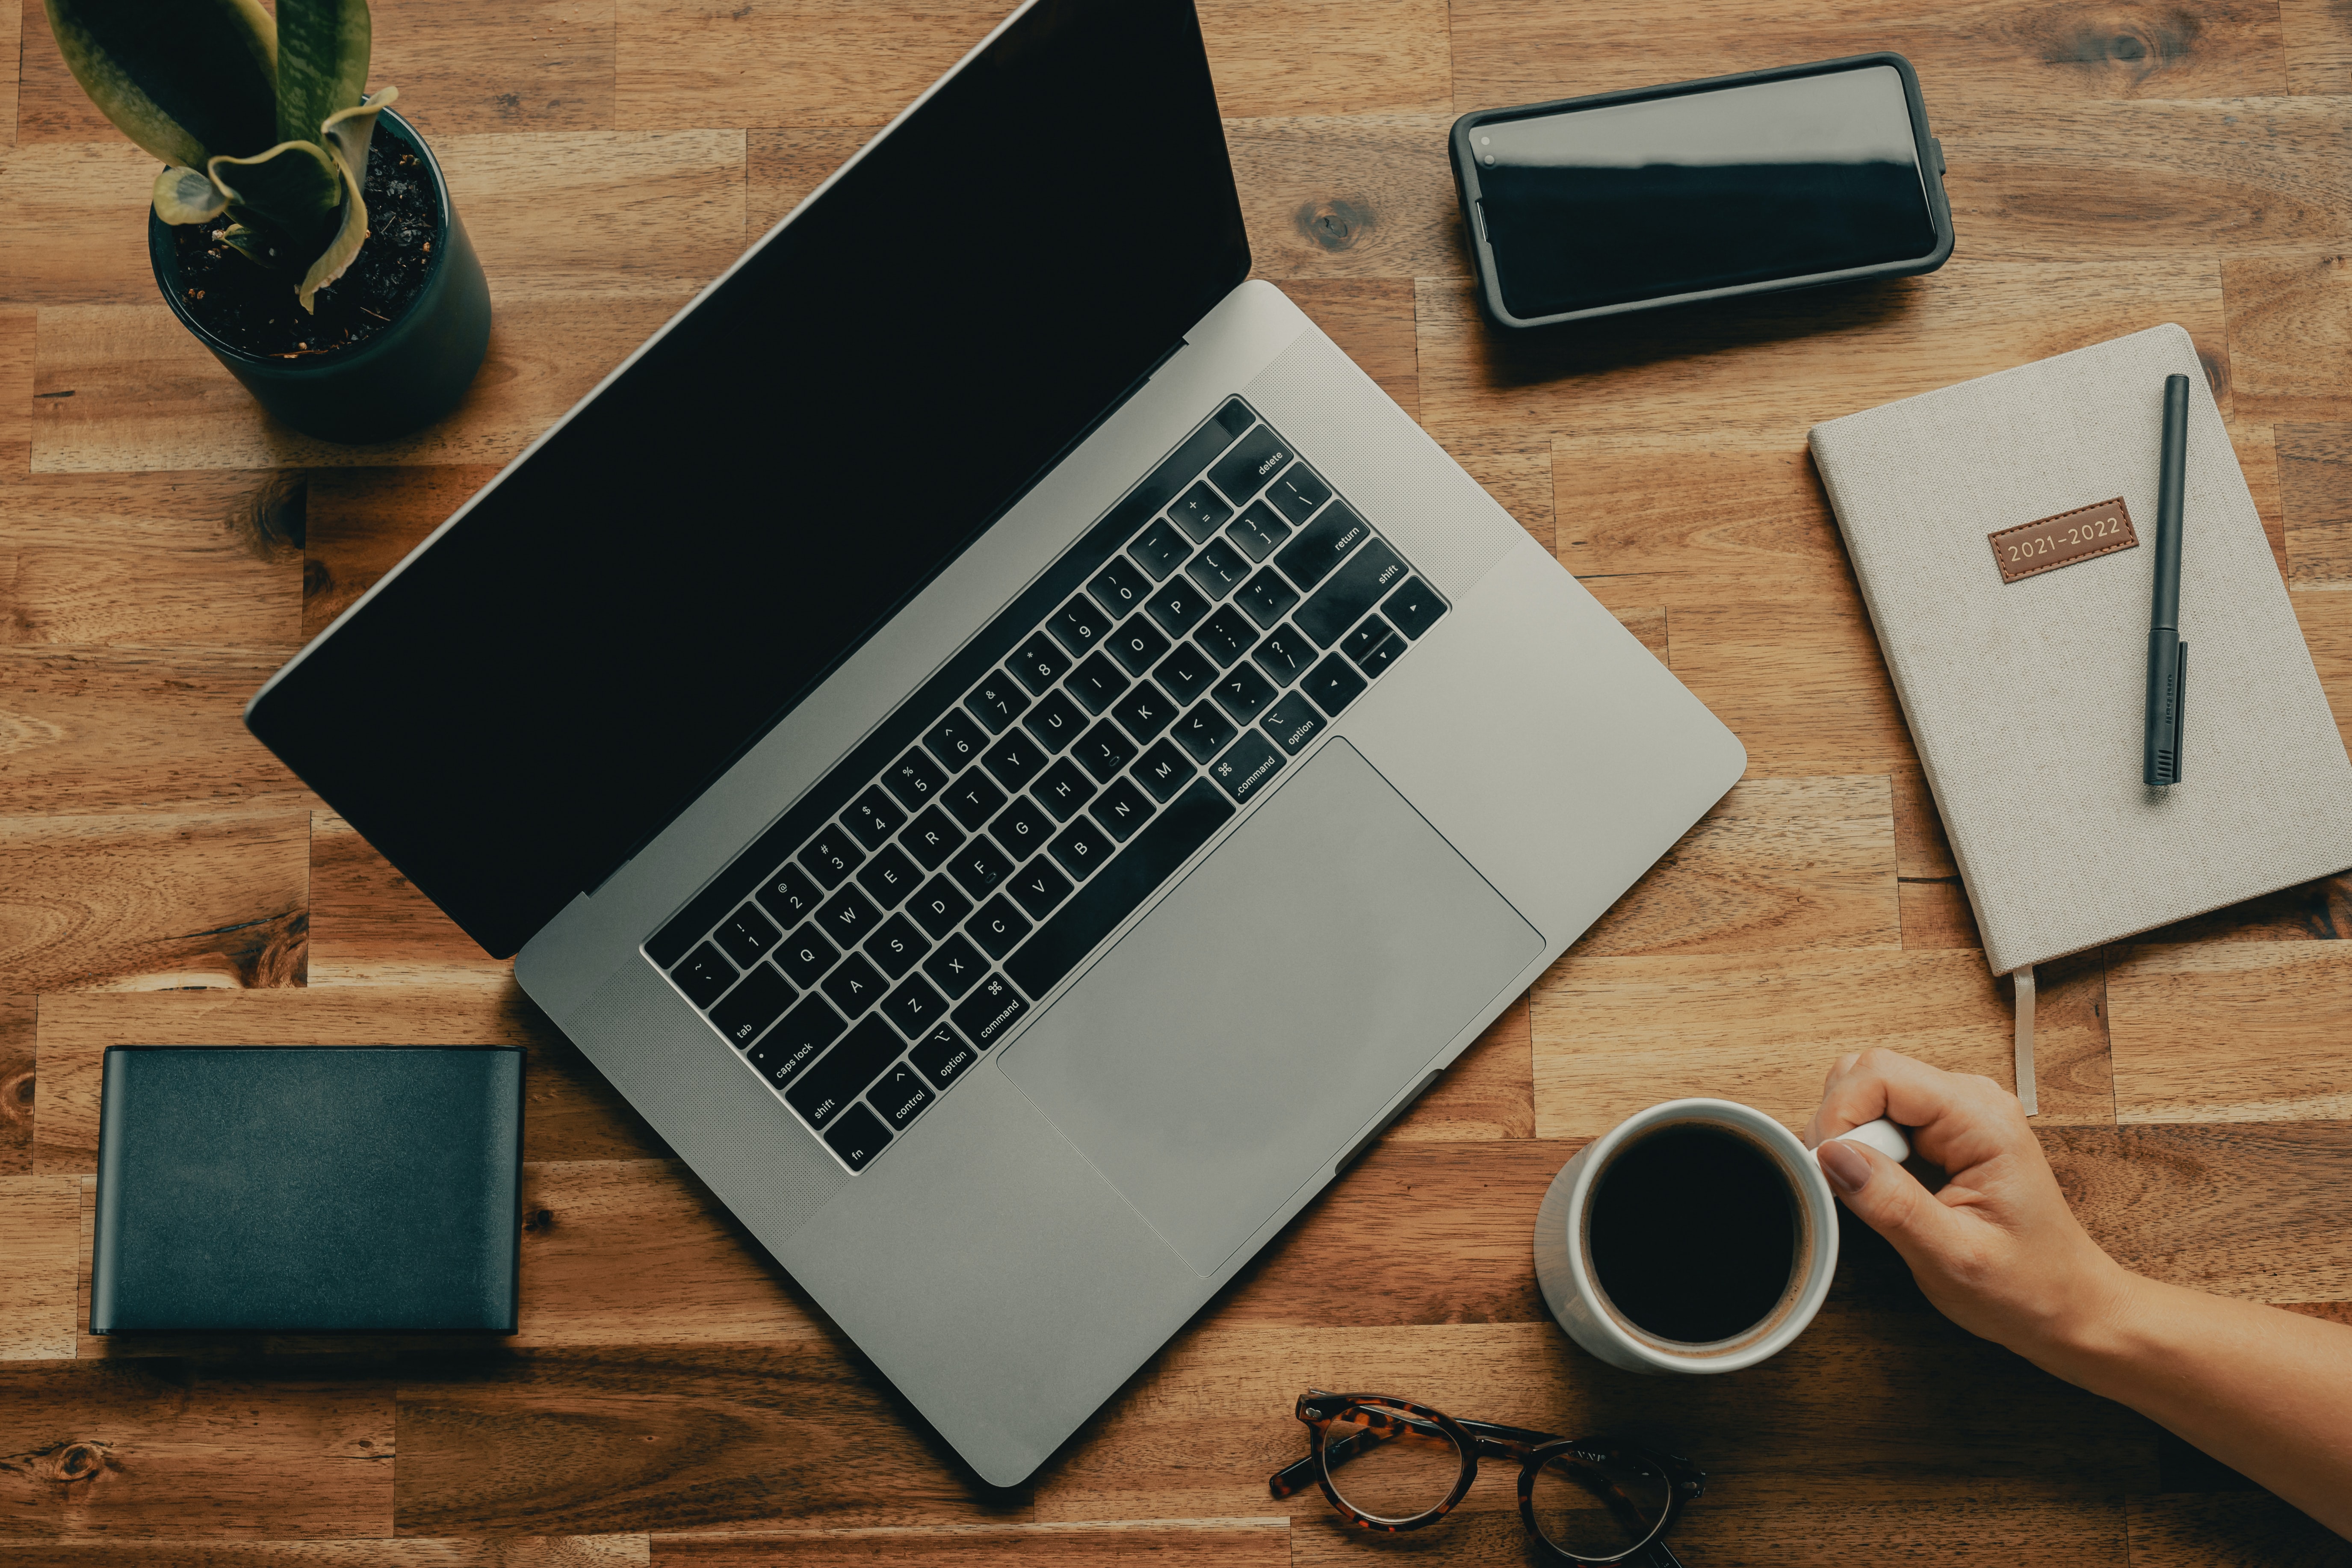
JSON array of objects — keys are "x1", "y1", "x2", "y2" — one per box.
[{"x1": 246, "y1": 0, "x2": 1743, "y2": 1485}]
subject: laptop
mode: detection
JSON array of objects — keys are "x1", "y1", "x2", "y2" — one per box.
[{"x1": 245, "y1": 0, "x2": 1744, "y2": 1485}]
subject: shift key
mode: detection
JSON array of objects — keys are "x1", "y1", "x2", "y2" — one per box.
[
  {"x1": 784, "y1": 1015, "x2": 902, "y2": 1130},
  {"x1": 1294, "y1": 539, "x2": 1406, "y2": 648}
]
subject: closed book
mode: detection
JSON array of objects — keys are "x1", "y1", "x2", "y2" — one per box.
[{"x1": 1808, "y1": 324, "x2": 2352, "y2": 1070}]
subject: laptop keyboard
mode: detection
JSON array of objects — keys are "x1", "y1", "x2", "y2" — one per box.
[{"x1": 645, "y1": 398, "x2": 1449, "y2": 1173}]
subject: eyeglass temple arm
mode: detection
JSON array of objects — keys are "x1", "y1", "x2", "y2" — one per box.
[{"x1": 1269, "y1": 1408, "x2": 1463, "y2": 1498}]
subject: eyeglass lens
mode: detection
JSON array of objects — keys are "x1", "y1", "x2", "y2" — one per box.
[
  {"x1": 1321, "y1": 1403, "x2": 1465, "y2": 1523},
  {"x1": 1528, "y1": 1449, "x2": 1674, "y2": 1560}
]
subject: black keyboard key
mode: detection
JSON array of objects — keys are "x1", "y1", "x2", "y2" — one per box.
[
  {"x1": 924, "y1": 709, "x2": 989, "y2": 772},
  {"x1": 980, "y1": 729, "x2": 1049, "y2": 793},
  {"x1": 880, "y1": 974, "x2": 948, "y2": 1040},
  {"x1": 1021, "y1": 688, "x2": 1086, "y2": 754},
  {"x1": 786, "y1": 1014, "x2": 901, "y2": 1128},
  {"x1": 1111, "y1": 679, "x2": 1177, "y2": 745},
  {"x1": 672, "y1": 942, "x2": 737, "y2": 1009},
  {"x1": 1208, "y1": 422, "x2": 1294, "y2": 508},
  {"x1": 1131, "y1": 740, "x2": 1196, "y2": 802},
  {"x1": 952, "y1": 973, "x2": 1029, "y2": 1049},
  {"x1": 1088, "y1": 556, "x2": 1152, "y2": 620},
  {"x1": 1184, "y1": 538, "x2": 1253, "y2": 601},
  {"x1": 868, "y1": 1061, "x2": 934, "y2": 1128},
  {"x1": 1169, "y1": 480, "x2": 1234, "y2": 543},
  {"x1": 910, "y1": 1021, "x2": 979, "y2": 1089},
  {"x1": 1089, "y1": 777, "x2": 1155, "y2": 842},
  {"x1": 1049, "y1": 816, "x2": 1112, "y2": 880},
  {"x1": 1065, "y1": 652, "x2": 1129, "y2": 715},
  {"x1": 901, "y1": 806, "x2": 966, "y2": 871},
  {"x1": 964, "y1": 673, "x2": 1031, "y2": 734},
  {"x1": 823, "y1": 1102, "x2": 891, "y2": 1170},
  {"x1": 817, "y1": 885, "x2": 882, "y2": 947},
  {"x1": 1297, "y1": 538, "x2": 1406, "y2": 649},
  {"x1": 1343, "y1": 614, "x2": 1396, "y2": 667},
  {"x1": 854, "y1": 843, "x2": 920, "y2": 908},
  {"x1": 1105, "y1": 400, "x2": 1252, "y2": 541},
  {"x1": 866, "y1": 912, "x2": 931, "y2": 979},
  {"x1": 1359, "y1": 632, "x2": 1403, "y2": 678},
  {"x1": 1129, "y1": 516, "x2": 1189, "y2": 580},
  {"x1": 908, "y1": 874, "x2": 975, "y2": 939},
  {"x1": 1266, "y1": 461, "x2": 1333, "y2": 524},
  {"x1": 844, "y1": 785, "x2": 907, "y2": 850},
  {"x1": 1227, "y1": 499, "x2": 1291, "y2": 562},
  {"x1": 1153, "y1": 643, "x2": 1216, "y2": 706},
  {"x1": 989, "y1": 793, "x2": 1056, "y2": 859},
  {"x1": 884, "y1": 749, "x2": 948, "y2": 812},
  {"x1": 776, "y1": 922, "x2": 840, "y2": 987},
  {"x1": 943, "y1": 768, "x2": 1008, "y2": 832},
  {"x1": 713, "y1": 903, "x2": 782, "y2": 969},
  {"x1": 753, "y1": 862, "x2": 823, "y2": 929},
  {"x1": 1212, "y1": 660, "x2": 1277, "y2": 725},
  {"x1": 1275, "y1": 500, "x2": 1370, "y2": 592},
  {"x1": 1172, "y1": 700, "x2": 1239, "y2": 764},
  {"x1": 1251, "y1": 625, "x2": 1318, "y2": 687},
  {"x1": 1260, "y1": 689, "x2": 1327, "y2": 755},
  {"x1": 969, "y1": 895, "x2": 1033, "y2": 959},
  {"x1": 1209, "y1": 727, "x2": 1285, "y2": 803},
  {"x1": 1006, "y1": 777, "x2": 1235, "y2": 1000},
  {"x1": 1034, "y1": 757, "x2": 1100, "y2": 820},
  {"x1": 1049, "y1": 595, "x2": 1108, "y2": 657},
  {"x1": 922, "y1": 931, "x2": 987, "y2": 998},
  {"x1": 1303, "y1": 652, "x2": 1368, "y2": 718},
  {"x1": 1104, "y1": 613, "x2": 1172, "y2": 677},
  {"x1": 1383, "y1": 576, "x2": 1448, "y2": 640},
  {"x1": 1072, "y1": 718, "x2": 1139, "y2": 783},
  {"x1": 948, "y1": 836, "x2": 1016, "y2": 900},
  {"x1": 1008, "y1": 633, "x2": 1072, "y2": 695},
  {"x1": 798, "y1": 827, "x2": 865, "y2": 889},
  {"x1": 1237, "y1": 568, "x2": 1299, "y2": 631},
  {"x1": 1196, "y1": 604, "x2": 1258, "y2": 667},
  {"x1": 749, "y1": 995, "x2": 842, "y2": 1091},
  {"x1": 1144, "y1": 578, "x2": 1210, "y2": 640},
  {"x1": 821, "y1": 951, "x2": 887, "y2": 1017},
  {"x1": 710, "y1": 962, "x2": 796, "y2": 1048},
  {"x1": 1008, "y1": 856, "x2": 1073, "y2": 921}
]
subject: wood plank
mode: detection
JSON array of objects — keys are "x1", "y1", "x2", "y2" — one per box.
[
  {"x1": 746, "y1": 129, "x2": 870, "y2": 236},
  {"x1": 1661, "y1": 599, "x2": 1913, "y2": 777},
  {"x1": 2281, "y1": 423, "x2": 2352, "y2": 587},
  {"x1": 1271, "y1": 279, "x2": 1417, "y2": 419},
  {"x1": 393, "y1": 1344, "x2": 1035, "y2": 1534},
  {"x1": 304, "y1": 467, "x2": 499, "y2": 638},
  {"x1": 32, "y1": 295, "x2": 682, "y2": 474},
  {"x1": 1574, "y1": 776, "x2": 1899, "y2": 958},
  {"x1": 1432, "y1": 430, "x2": 1551, "y2": 551},
  {"x1": 1531, "y1": 947, "x2": 2115, "y2": 1137},
  {"x1": 0, "y1": 1356, "x2": 395, "y2": 1536},
  {"x1": 2222, "y1": 254, "x2": 2352, "y2": 423},
  {"x1": 2236, "y1": 420, "x2": 2287, "y2": 580},
  {"x1": 1448, "y1": 0, "x2": 2289, "y2": 112},
  {"x1": 651, "y1": 1518, "x2": 1288, "y2": 1565},
  {"x1": 1388, "y1": 990, "x2": 1533, "y2": 1141},
  {"x1": 2128, "y1": 1491, "x2": 2352, "y2": 1565},
  {"x1": 0, "y1": 1174, "x2": 78, "y2": 1359},
  {"x1": 613, "y1": 0, "x2": 1003, "y2": 129},
  {"x1": 2281, "y1": 0, "x2": 2352, "y2": 94},
  {"x1": 0, "y1": 647, "x2": 302, "y2": 810},
  {"x1": 11, "y1": 0, "x2": 112, "y2": 144},
  {"x1": 0, "y1": 997, "x2": 30, "y2": 1172},
  {"x1": 0, "y1": 801, "x2": 310, "y2": 994},
  {"x1": 33, "y1": 986, "x2": 668, "y2": 1173},
  {"x1": 2300, "y1": 589, "x2": 2352, "y2": 758},
  {"x1": 1416, "y1": 258, "x2": 2229, "y2": 443},
  {"x1": 0, "y1": 141, "x2": 153, "y2": 306},
  {"x1": 308, "y1": 813, "x2": 505, "y2": 983},
  {"x1": 2108, "y1": 939, "x2": 2352, "y2": 1122},
  {"x1": 1611, "y1": 604, "x2": 1669, "y2": 664},
  {"x1": 0, "y1": 0, "x2": 17, "y2": 149},
  {"x1": 1198, "y1": 0, "x2": 1449, "y2": 117},
  {"x1": 1226, "y1": 115, "x2": 1463, "y2": 281},
  {"x1": 368, "y1": 0, "x2": 621, "y2": 137},
  {"x1": 0, "y1": 307, "x2": 32, "y2": 475},
  {"x1": 0, "y1": 1540, "x2": 653, "y2": 1565}
]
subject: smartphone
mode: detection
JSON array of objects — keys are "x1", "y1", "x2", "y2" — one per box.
[{"x1": 1450, "y1": 54, "x2": 1953, "y2": 330}]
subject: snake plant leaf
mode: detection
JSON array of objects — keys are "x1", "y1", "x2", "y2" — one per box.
[
  {"x1": 275, "y1": 0, "x2": 372, "y2": 149},
  {"x1": 298, "y1": 88, "x2": 398, "y2": 314},
  {"x1": 208, "y1": 139, "x2": 343, "y2": 255},
  {"x1": 319, "y1": 85, "x2": 397, "y2": 193},
  {"x1": 152, "y1": 165, "x2": 229, "y2": 225},
  {"x1": 42, "y1": 0, "x2": 276, "y2": 169}
]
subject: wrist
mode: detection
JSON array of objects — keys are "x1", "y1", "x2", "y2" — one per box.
[{"x1": 2016, "y1": 1257, "x2": 2155, "y2": 1386}]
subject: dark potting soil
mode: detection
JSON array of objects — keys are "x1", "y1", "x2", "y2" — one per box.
[{"x1": 168, "y1": 124, "x2": 439, "y2": 359}]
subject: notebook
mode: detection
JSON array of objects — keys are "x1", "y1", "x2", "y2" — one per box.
[{"x1": 1808, "y1": 323, "x2": 2352, "y2": 1110}]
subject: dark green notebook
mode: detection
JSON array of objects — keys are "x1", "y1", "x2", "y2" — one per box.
[{"x1": 91, "y1": 1045, "x2": 523, "y2": 1334}]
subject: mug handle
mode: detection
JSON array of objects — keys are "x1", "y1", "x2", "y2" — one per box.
[{"x1": 1828, "y1": 1117, "x2": 1910, "y2": 1163}]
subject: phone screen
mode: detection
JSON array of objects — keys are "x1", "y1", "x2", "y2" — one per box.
[{"x1": 1471, "y1": 64, "x2": 1936, "y2": 322}]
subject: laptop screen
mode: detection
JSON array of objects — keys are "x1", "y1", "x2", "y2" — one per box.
[{"x1": 247, "y1": 0, "x2": 1250, "y2": 957}]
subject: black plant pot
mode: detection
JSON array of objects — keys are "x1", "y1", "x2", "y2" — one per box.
[{"x1": 147, "y1": 108, "x2": 492, "y2": 445}]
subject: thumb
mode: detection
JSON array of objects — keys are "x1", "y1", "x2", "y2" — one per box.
[{"x1": 1816, "y1": 1137, "x2": 1966, "y2": 1267}]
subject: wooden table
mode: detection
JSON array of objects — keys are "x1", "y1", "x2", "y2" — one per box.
[{"x1": 4, "y1": 0, "x2": 2351, "y2": 1560}]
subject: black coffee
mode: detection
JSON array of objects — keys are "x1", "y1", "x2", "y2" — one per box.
[{"x1": 1587, "y1": 1123, "x2": 1798, "y2": 1344}]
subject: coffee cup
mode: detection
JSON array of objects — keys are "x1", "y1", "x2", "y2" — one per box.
[{"x1": 1532, "y1": 1098, "x2": 1908, "y2": 1376}]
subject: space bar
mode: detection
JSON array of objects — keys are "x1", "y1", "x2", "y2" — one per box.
[{"x1": 1005, "y1": 777, "x2": 1235, "y2": 1000}]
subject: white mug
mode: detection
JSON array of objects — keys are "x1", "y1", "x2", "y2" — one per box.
[{"x1": 1532, "y1": 1098, "x2": 1908, "y2": 1376}]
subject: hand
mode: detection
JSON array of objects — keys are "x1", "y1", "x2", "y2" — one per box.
[{"x1": 1804, "y1": 1049, "x2": 2139, "y2": 1364}]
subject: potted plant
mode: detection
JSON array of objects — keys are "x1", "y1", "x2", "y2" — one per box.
[{"x1": 45, "y1": 0, "x2": 491, "y2": 443}]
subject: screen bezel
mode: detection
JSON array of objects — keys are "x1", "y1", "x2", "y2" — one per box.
[{"x1": 1449, "y1": 53, "x2": 1953, "y2": 331}]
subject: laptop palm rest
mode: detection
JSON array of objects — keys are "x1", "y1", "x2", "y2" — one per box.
[{"x1": 999, "y1": 739, "x2": 1542, "y2": 1277}]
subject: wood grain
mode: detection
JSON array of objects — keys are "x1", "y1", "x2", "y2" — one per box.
[
  {"x1": 0, "y1": 1174, "x2": 78, "y2": 1359},
  {"x1": 650, "y1": 1518, "x2": 1289, "y2": 1565},
  {"x1": 2280, "y1": 0, "x2": 2352, "y2": 94},
  {"x1": 1386, "y1": 990, "x2": 1534, "y2": 1142},
  {"x1": 0, "y1": 308, "x2": 32, "y2": 474},
  {"x1": 1271, "y1": 279, "x2": 1417, "y2": 419},
  {"x1": 2281, "y1": 424, "x2": 2352, "y2": 586},
  {"x1": 0, "y1": 1540, "x2": 652, "y2": 1565},
  {"x1": 0, "y1": 141, "x2": 158, "y2": 306},
  {"x1": 0, "y1": 647, "x2": 300, "y2": 809},
  {"x1": 0, "y1": 996, "x2": 32, "y2": 1172},
  {"x1": 2299, "y1": 589, "x2": 2352, "y2": 757},
  {"x1": 1554, "y1": 445, "x2": 1854, "y2": 614},
  {"x1": 1432, "y1": 430, "x2": 1552, "y2": 550},
  {"x1": 1199, "y1": 0, "x2": 1450, "y2": 117},
  {"x1": 612, "y1": 0, "x2": 1004, "y2": 129},
  {"x1": 0, "y1": 0, "x2": 17, "y2": 151},
  {"x1": 746, "y1": 129, "x2": 870, "y2": 236},
  {"x1": 369, "y1": 0, "x2": 621, "y2": 137},
  {"x1": 308, "y1": 813, "x2": 506, "y2": 982},
  {"x1": 1225, "y1": 115, "x2": 1463, "y2": 281},
  {"x1": 2129, "y1": 1492, "x2": 2352, "y2": 1566},
  {"x1": 1662, "y1": 600, "x2": 1914, "y2": 777},
  {"x1": 2222, "y1": 254, "x2": 2352, "y2": 423},
  {"x1": 2107, "y1": 939, "x2": 2352, "y2": 1122}
]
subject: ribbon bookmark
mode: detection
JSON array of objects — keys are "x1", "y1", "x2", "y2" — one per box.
[{"x1": 2013, "y1": 964, "x2": 2038, "y2": 1116}]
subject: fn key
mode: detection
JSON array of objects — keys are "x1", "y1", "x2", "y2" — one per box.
[{"x1": 822, "y1": 1103, "x2": 891, "y2": 1171}]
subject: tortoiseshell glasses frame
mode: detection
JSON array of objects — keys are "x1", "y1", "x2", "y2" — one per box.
[{"x1": 1268, "y1": 1390, "x2": 1705, "y2": 1566}]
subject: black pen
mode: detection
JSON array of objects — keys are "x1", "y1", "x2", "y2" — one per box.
[{"x1": 2144, "y1": 373, "x2": 2189, "y2": 786}]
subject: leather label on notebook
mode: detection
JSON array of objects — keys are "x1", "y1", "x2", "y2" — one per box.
[{"x1": 1989, "y1": 498, "x2": 2138, "y2": 583}]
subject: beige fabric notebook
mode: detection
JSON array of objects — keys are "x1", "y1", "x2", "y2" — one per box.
[{"x1": 1809, "y1": 324, "x2": 2352, "y2": 1108}]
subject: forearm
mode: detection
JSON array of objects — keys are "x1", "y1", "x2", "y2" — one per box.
[{"x1": 2032, "y1": 1276, "x2": 2352, "y2": 1538}]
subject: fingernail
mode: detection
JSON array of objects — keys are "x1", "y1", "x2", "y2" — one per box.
[{"x1": 1820, "y1": 1140, "x2": 1872, "y2": 1195}]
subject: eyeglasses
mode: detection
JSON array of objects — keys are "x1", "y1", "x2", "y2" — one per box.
[{"x1": 1268, "y1": 1390, "x2": 1705, "y2": 1566}]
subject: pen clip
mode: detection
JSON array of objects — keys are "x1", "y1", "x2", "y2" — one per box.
[{"x1": 2171, "y1": 641, "x2": 2187, "y2": 783}]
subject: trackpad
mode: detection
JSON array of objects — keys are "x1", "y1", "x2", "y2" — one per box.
[{"x1": 999, "y1": 740, "x2": 1541, "y2": 1276}]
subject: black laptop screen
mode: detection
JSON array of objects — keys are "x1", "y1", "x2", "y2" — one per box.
[{"x1": 247, "y1": 0, "x2": 1251, "y2": 957}]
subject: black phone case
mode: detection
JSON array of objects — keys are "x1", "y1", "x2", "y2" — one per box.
[{"x1": 1449, "y1": 53, "x2": 1955, "y2": 331}]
